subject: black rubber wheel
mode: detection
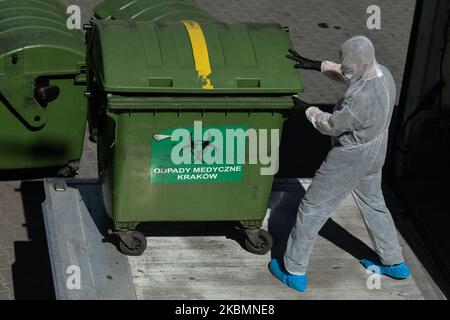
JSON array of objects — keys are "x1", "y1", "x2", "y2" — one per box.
[
  {"x1": 243, "y1": 229, "x2": 273, "y2": 255},
  {"x1": 88, "y1": 135, "x2": 98, "y2": 143},
  {"x1": 57, "y1": 165, "x2": 77, "y2": 178},
  {"x1": 119, "y1": 231, "x2": 147, "y2": 256}
]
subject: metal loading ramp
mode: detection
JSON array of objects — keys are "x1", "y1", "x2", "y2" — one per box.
[
  {"x1": 42, "y1": 178, "x2": 443, "y2": 300},
  {"x1": 42, "y1": 179, "x2": 136, "y2": 300}
]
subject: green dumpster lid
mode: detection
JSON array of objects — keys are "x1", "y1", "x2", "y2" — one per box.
[
  {"x1": 0, "y1": 0, "x2": 85, "y2": 68},
  {"x1": 90, "y1": 19, "x2": 303, "y2": 94},
  {"x1": 0, "y1": 0, "x2": 85, "y2": 129},
  {"x1": 94, "y1": 0, "x2": 214, "y2": 22},
  {"x1": 0, "y1": 0, "x2": 69, "y2": 22}
]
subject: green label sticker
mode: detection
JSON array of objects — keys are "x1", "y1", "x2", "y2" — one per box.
[{"x1": 150, "y1": 125, "x2": 247, "y2": 184}]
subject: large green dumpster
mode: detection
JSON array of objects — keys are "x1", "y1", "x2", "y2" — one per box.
[
  {"x1": 87, "y1": 0, "x2": 215, "y2": 142},
  {"x1": 87, "y1": 18, "x2": 302, "y2": 256},
  {"x1": 94, "y1": 0, "x2": 214, "y2": 22},
  {"x1": 0, "y1": 0, "x2": 87, "y2": 173}
]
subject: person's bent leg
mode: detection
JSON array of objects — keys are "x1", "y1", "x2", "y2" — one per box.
[
  {"x1": 351, "y1": 170, "x2": 404, "y2": 265},
  {"x1": 283, "y1": 184, "x2": 352, "y2": 275},
  {"x1": 352, "y1": 170, "x2": 410, "y2": 279},
  {"x1": 269, "y1": 181, "x2": 343, "y2": 293},
  {"x1": 282, "y1": 147, "x2": 363, "y2": 274},
  {"x1": 271, "y1": 147, "x2": 368, "y2": 291}
]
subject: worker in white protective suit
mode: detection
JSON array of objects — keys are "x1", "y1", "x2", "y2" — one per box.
[{"x1": 268, "y1": 36, "x2": 411, "y2": 292}]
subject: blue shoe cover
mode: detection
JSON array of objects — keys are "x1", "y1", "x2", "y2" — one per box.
[
  {"x1": 360, "y1": 258, "x2": 411, "y2": 279},
  {"x1": 268, "y1": 259, "x2": 307, "y2": 292}
]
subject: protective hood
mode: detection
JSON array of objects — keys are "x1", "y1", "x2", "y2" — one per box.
[{"x1": 340, "y1": 36, "x2": 382, "y2": 87}]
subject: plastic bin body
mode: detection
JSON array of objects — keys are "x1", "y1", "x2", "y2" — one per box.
[
  {"x1": 0, "y1": 0, "x2": 87, "y2": 170},
  {"x1": 87, "y1": 19, "x2": 302, "y2": 229}
]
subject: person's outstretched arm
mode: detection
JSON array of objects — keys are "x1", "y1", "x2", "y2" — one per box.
[
  {"x1": 321, "y1": 61, "x2": 346, "y2": 83},
  {"x1": 287, "y1": 49, "x2": 322, "y2": 71},
  {"x1": 287, "y1": 49, "x2": 346, "y2": 84}
]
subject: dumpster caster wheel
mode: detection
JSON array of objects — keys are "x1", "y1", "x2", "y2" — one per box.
[
  {"x1": 57, "y1": 161, "x2": 79, "y2": 178},
  {"x1": 119, "y1": 231, "x2": 147, "y2": 256},
  {"x1": 243, "y1": 229, "x2": 273, "y2": 255},
  {"x1": 57, "y1": 166, "x2": 77, "y2": 178}
]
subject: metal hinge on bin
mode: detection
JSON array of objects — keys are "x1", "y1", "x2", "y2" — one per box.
[
  {"x1": 75, "y1": 63, "x2": 87, "y2": 84},
  {"x1": 0, "y1": 51, "x2": 47, "y2": 129},
  {"x1": 0, "y1": 79, "x2": 47, "y2": 129}
]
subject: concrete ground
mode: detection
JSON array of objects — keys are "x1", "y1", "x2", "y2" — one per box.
[
  {"x1": 128, "y1": 179, "x2": 442, "y2": 300},
  {"x1": 40, "y1": 178, "x2": 443, "y2": 300},
  {"x1": 1, "y1": 0, "x2": 444, "y2": 300}
]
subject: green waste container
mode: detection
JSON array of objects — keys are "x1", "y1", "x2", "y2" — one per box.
[
  {"x1": 86, "y1": 18, "x2": 302, "y2": 256},
  {"x1": 94, "y1": 0, "x2": 214, "y2": 22},
  {"x1": 87, "y1": 0, "x2": 215, "y2": 142},
  {"x1": 0, "y1": 0, "x2": 87, "y2": 173}
]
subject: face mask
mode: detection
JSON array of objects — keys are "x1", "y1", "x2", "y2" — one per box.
[{"x1": 341, "y1": 64, "x2": 354, "y2": 82}]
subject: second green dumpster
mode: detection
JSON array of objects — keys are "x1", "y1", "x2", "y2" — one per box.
[
  {"x1": 86, "y1": 19, "x2": 303, "y2": 256},
  {"x1": 0, "y1": 0, "x2": 87, "y2": 174}
]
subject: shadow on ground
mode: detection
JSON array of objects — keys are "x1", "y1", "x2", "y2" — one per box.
[
  {"x1": 267, "y1": 179, "x2": 377, "y2": 262},
  {"x1": 74, "y1": 181, "x2": 249, "y2": 254},
  {"x1": 11, "y1": 181, "x2": 55, "y2": 300},
  {"x1": 0, "y1": 168, "x2": 60, "y2": 181},
  {"x1": 75, "y1": 178, "x2": 378, "y2": 264}
]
